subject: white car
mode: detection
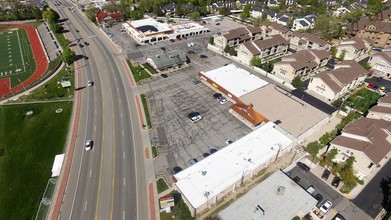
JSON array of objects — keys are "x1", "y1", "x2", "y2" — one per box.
[
  {"x1": 190, "y1": 115, "x2": 202, "y2": 123},
  {"x1": 85, "y1": 140, "x2": 93, "y2": 151},
  {"x1": 306, "y1": 185, "x2": 315, "y2": 194},
  {"x1": 87, "y1": 80, "x2": 93, "y2": 87},
  {"x1": 219, "y1": 98, "x2": 227, "y2": 104},
  {"x1": 320, "y1": 200, "x2": 332, "y2": 213}
]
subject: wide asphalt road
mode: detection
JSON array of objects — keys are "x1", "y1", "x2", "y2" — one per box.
[{"x1": 51, "y1": 1, "x2": 149, "y2": 220}]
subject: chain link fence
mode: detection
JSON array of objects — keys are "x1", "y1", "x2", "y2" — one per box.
[{"x1": 35, "y1": 177, "x2": 58, "y2": 220}]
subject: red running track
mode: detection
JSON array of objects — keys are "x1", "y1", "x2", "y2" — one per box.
[{"x1": 0, "y1": 24, "x2": 48, "y2": 98}]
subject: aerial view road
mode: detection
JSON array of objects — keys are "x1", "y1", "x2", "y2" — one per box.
[{"x1": 49, "y1": 1, "x2": 151, "y2": 219}]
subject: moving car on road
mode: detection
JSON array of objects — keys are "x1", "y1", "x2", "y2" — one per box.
[{"x1": 85, "y1": 140, "x2": 93, "y2": 151}]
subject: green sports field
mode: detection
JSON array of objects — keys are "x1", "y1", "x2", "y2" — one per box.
[
  {"x1": 0, "y1": 27, "x2": 36, "y2": 85},
  {"x1": 0, "y1": 102, "x2": 72, "y2": 219}
]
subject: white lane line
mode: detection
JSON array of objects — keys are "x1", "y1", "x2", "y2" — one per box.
[
  {"x1": 123, "y1": 152, "x2": 125, "y2": 159},
  {"x1": 84, "y1": 201, "x2": 87, "y2": 211},
  {"x1": 89, "y1": 169, "x2": 92, "y2": 178},
  {"x1": 119, "y1": 99, "x2": 122, "y2": 104},
  {"x1": 122, "y1": 130, "x2": 124, "y2": 137},
  {"x1": 123, "y1": 177, "x2": 126, "y2": 186},
  {"x1": 123, "y1": 211, "x2": 125, "y2": 220},
  {"x1": 121, "y1": 113, "x2": 123, "y2": 118},
  {"x1": 94, "y1": 126, "x2": 96, "y2": 132},
  {"x1": 95, "y1": 109, "x2": 97, "y2": 115}
]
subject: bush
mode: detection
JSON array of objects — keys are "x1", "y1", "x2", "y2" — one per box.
[
  {"x1": 291, "y1": 76, "x2": 305, "y2": 89},
  {"x1": 356, "y1": 178, "x2": 364, "y2": 185},
  {"x1": 306, "y1": 141, "x2": 322, "y2": 156},
  {"x1": 292, "y1": 216, "x2": 300, "y2": 220}
]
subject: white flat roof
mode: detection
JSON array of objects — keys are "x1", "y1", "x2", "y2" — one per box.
[
  {"x1": 174, "y1": 122, "x2": 293, "y2": 209},
  {"x1": 201, "y1": 64, "x2": 268, "y2": 97},
  {"x1": 218, "y1": 170, "x2": 318, "y2": 220},
  {"x1": 171, "y1": 22, "x2": 208, "y2": 33},
  {"x1": 129, "y1": 18, "x2": 172, "y2": 33},
  {"x1": 51, "y1": 154, "x2": 64, "y2": 177}
]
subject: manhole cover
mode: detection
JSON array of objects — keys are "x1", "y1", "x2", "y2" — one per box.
[{"x1": 55, "y1": 108, "x2": 63, "y2": 113}]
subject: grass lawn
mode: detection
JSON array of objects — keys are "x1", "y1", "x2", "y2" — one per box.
[
  {"x1": 142, "y1": 63, "x2": 157, "y2": 75},
  {"x1": 160, "y1": 191, "x2": 194, "y2": 220},
  {"x1": 156, "y1": 178, "x2": 169, "y2": 193},
  {"x1": 140, "y1": 94, "x2": 152, "y2": 129},
  {"x1": 23, "y1": 20, "x2": 42, "y2": 28},
  {"x1": 126, "y1": 60, "x2": 151, "y2": 83},
  {"x1": 345, "y1": 88, "x2": 381, "y2": 113},
  {"x1": 20, "y1": 61, "x2": 74, "y2": 101},
  {"x1": 151, "y1": 145, "x2": 158, "y2": 158},
  {"x1": 0, "y1": 101, "x2": 72, "y2": 220}
]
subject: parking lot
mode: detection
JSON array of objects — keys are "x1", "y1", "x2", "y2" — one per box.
[{"x1": 365, "y1": 76, "x2": 391, "y2": 93}]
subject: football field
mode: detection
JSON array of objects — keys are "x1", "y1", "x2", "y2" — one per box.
[{"x1": 0, "y1": 27, "x2": 36, "y2": 83}]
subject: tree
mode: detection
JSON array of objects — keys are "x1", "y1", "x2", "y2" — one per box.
[
  {"x1": 342, "y1": 9, "x2": 364, "y2": 24},
  {"x1": 84, "y1": 6, "x2": 99, "y2": 22},
  {"x1": 42, "y1": 10, "x2": 56, "y2": 22},
  {"x1": 62, "y1": 47, "x2": 75, "y2": 64},
  {"x1": 362, "y1": 62, "x2": 371, "y2": 70},
  {"x1": 252, "y1": 17, "x2": 261, "y2": 27},
  {"x1": 279, "y1": 0, "x2": 287, "y2": 11},
  {"x1": 103, "y1": 2, "x2": 118, "y2": 13},
  {"x1": 224, "y1": 45, "x2": 231, "y2": 54},
  {"x1": 250, "y1": 57, "x2": 262, "y2": 67},
  {"x1": 330, "y1": 47, "x2": 337, "y2": 59},
  {"x1": 240, "y1": 4, "x2": 251, "y2": 19},
  {"x1": 219, "y1": 7, "x2": 231, "y2": 16},
  {"x1": 367, "y1": 0, "x2": 384, "y2": 16},
  {"x1": 291, "y1": 76, "x2": 305, "y2": 89},
  {"x1": 50, "y1": 23, "x2": 63, "y2": 33},
  {"x1": 338, "y1": 49, "x2": 346, "y2": 61},
  {"x1": 324, "y1": 148, "x2": 338, "y2": 167},
  {"x1": 189, "y1": 11, "x2": 200, "y2": 21},
  {"x1": 209, "y1": 36, "x2": 214, "y2": 45},
  {"x1": 306, "y1": 141, "x2": 321, "y2": 156},
  {"x1": 33, "y1": 8, "x2": 42, "y2": 20}
]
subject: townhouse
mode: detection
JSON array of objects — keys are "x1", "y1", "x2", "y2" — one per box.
[
  {"x1": 210, "y1": 1, "x2": 235, "y2": 14},
  {"x1": 237, "y1": 34, "x2": 289, "y2": 65},
  {"x1": 329, "y1": 117, "x2": 391, "y2": 180},
  {"x1": 290, "y1": 32, "x2": 331, "y2": 51},
  {"x1": 272, "y1": 49, "x2": 331, "y2": 82},
  {"x1": 335, "y1": 38, "x2": 373, "y2": 60},
  {"x1": 368, "y1": 51, "x2": 391, "y2": 78},
  {"x1": 292, "y1": 14, "x2": 317, "y2": 31},
  {"x1": 307, "y1": 60, "x2": 367, "y2": 101},
  {"x1": 259, "y1": 22, "x2": 292, "y2": 39},
  {"x1": 368, "y1": 94, "x2": 391, "y2": 120},
  {"x1": 214, "y1": 26, "x2": 263, "y2": 49}
]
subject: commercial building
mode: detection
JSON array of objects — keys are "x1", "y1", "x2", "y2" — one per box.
[
  {"x1": 146, "y1": 50, "x2": 188, "y2": 72},
  {"x1": 122, "y1": 18, "x2": 209, "y2": 44},
  {"x1": 173, "y1": 122, "x2": 294, "y2": 216},
  {"x1": 218, "y1": 170, "x2": 318, "y2": 220}
]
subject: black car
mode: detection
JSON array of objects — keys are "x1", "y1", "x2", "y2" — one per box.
[
  {"x1": 79, "y1": 44, "x2": 84, "y2": 48},
  {"x1": 332, "y1": 176, "x2": 341, "y2": 188},
  {"x1": 173, "y1": 166, "x2": 182, "y2": 174},
  {"x1": 210, "y1": 148, "x2": 217, "y2": 154},
  {"x1": 297, "y1": 162, "x2": 310, "y2": 172},
  {"x1": 203, "y1": 153, "x2": 210, "y2": 158},
  {"x1": 161, "y1": 74, "x2": 168, "y2": 78},
  {"x1": 75, "y1": 29, "x2": 79, "y2": 33},
  {"x1": 293, "y1": 176, "x2": 300, "y2": 183},
  {"x1": 188, "y1": 112, "x2": 200, "y2": 119},
  {"x1": 314, "y1": 193, "x2": 323, "y2": 203},
  {"x1": 84, "y1": 42, "x2": 89, "y2": 46},
  {"x1": 134, "y1": 43, "x2": 141, "y2": 47},
  {"x1": 187, "y1": 50, "x2": 195, "y2": 54},
  {"x1": 213, "y1": 93, "x2": 222, "y2": 100},
  {"x1": 170, "y1": 39, "x2": 175, "y2": 42},
  {"x1": 331, "y1": 213, "x2": 346, "y2": 220},
  {"x1": 321, "y1": 169, "x2": 331, "y2": 181},
  {"x1": 160, "y1": 47, "x2": 166, "y2": 51},
  {"x1": 200, "y1": 54, "x2": 208, "y2": 58}
]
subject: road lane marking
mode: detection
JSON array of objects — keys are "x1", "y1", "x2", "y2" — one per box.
[
  {"x1": 95, "y1": 109, "x2": 97, "y2": 115},
  {"x1": 84, "y1": 201, "x2": 88, "y2": 211},
  {"x1": 121, "y1": 113, "x2": 123, "y2": 118},
  {"x1": 123, "y1": 152, "x2": 125, "y2": 159},
  {"x1": 94, "y1": 126, "x2": 96, "y2": 132},
  {"x1": 122, "y1": 130, "x2": 124, "y2": 136},
  {"x1": 123, "y1": 211, "x2": 125, "y2": 220},
  {"x1": 89, "y1": 169, "x2": 92, "y2": 178},
  {"x1": 123, "y1": 177, "x2": 126, "y2": 186}
]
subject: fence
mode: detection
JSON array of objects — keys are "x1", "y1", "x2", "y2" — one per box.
[{"x1": 35, "y1": 177, "x2": 58, "y2": 220}]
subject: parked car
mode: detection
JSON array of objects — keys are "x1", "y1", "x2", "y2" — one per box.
[
  {"x1": 200, "y1": 54, "x2": 208, "y2": 58},
  {"x1": 85, "y1": 139, "x2": 93, "y2": 151},
  {"x1": 314, "y1": 194, "x2": 323, "y2": 204},
  {"x1": 226, "y1": 139, "x2": 233, "y2": 145},
  {"x1": 188, "y1": 158, "x2": 198, "y2": 166},
  {"x1": 306, "y1": 185, "x2": 315, "y2": 194},
  {"x1": 321, "y1": 169, "x2": 331, "y2": 181},
  {"x1": 297, "y1": 162, "x2": 310, "y2": 172},
  {"x1": 216, "y1": 22, "x2": 220, "y2": 25},
  {"x1": 203, "y1": 153, "x2": 210, "y2": 158},
  {"x1": 319, "y1": 200, "x2": 332, "y2": 213},
  {"x1": 161, "y1": 74, "x2": 168, "y2": 78},
  {"x1": 187, "y1": 50, "x2": 195, "y2": 54},
  {"x1": 192, "y1": 79, "x2": 201, "y2": 85},
  {"x1": 210, "y1": 148, "x2": 217, "y2": 154},
  {"x1": 173, "y1": 166, "x2": 182, "y2": 174},
  {"x1": 377, "y1": 77, "x2": 383, "y2": 81},
  {"x1": 84, "y1": 42, "x2": 89, "y2": 46},
  {"x1": 213, "y1": 93, "x2": 222, "y2": 100},
  {"x1": 293, "y1": 176, "x2": 300, "y2": 183},
  {"x1": 170, "y1": 39, "x2": 175, "y2": 42},
  {"x1": 373, "y1": 85, "x2": 379, "y2": 90},
  {"x1": 79, "y1": 44, "x2": 84, "y2": 48},
  {"x1": 331, "y1": 213, "x2": 346, "y2": 220},
  {"x1": 160, "y1": 47, "x2": 166, "y2": 51},
  {"x1": 332, "y1": 177, "x2": 341, "y2": 187},
  {"x1": 367, "y1": 83, "x2": 374, "y2": 89},
  {"x1": 219, "y1": 98, "x2": 228, "y2": 104},
  {"x1": 378, "y1": 86, "x2": 386, "y2": 93},
  {"x1": 75, "y1": 29, "x2": 79, "y2": 33},
  {"x1": 188, "y1": 112, "x2": 202, "y2": 123}
]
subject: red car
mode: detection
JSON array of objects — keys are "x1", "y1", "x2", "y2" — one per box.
[
  {"x1": 216, "y1": 22, "x2": 220, "y2": 25},
  {"x1": 367, "y1": 83, "x2": 374, "y2": 89}
]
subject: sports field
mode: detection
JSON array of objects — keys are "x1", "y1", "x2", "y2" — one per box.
[{"x1": 0, "y1": 27, "x2": 36, "y2": 86}]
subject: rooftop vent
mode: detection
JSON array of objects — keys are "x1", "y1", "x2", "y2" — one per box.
[{"x1": 276, "y1": 186, "x2": 285, "y2": 195}]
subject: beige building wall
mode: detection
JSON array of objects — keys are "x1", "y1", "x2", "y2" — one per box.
[
  {"x1": 367, "y1": 110, "x2": 391, "y2": 121},
  {"x1": 368, "y1": 55, "x2": 391, "y2": 77},
  {"x1": 307, "y1": 77, "x2": 337, "y2": 100},
  {"x1": 272, "y1": 63, "x2": 295, "y2": 82},
  {"x1": 237, "y1": 44, "x2": 255, "y2": 65}
]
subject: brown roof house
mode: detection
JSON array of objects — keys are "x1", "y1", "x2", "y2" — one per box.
[
  {"x1": 271, "y1": 49, "x2": 331, "y2": 83},
  {"x1": 96, "y1": 10, "x2": 124, "y2": 24},
  {"x1": 259, "y1": 22, "x2": 292, "y2": 39},
  {"x1": 349, "y1": 18, "x2": 391, "y2": 48},
  {"x1": 335, "y1": 38, "x2": 373, "y2": 61},
  {"x1": 368, "y1": 51, "x2": 391, "y2": 78},
  {"x1": 367, "y1": 94, "x2": 391, "y2": 121},
  {"x1": 289, "y1": 32, "x2": 331, "y2": 51},
  {"x1": 307, "y1": 60, "x2": 367, "y2": 101},
  {"x1": 329, "y1": 117, "x2": 391, "y2": 179},
  {"x1": 237, "y1": 34, "x2": 289, "y2": 65},
  {"x1": 214, "y1": 26, "x2": 263, "y2": 49}
]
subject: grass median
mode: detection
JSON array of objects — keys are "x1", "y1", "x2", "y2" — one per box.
[
  {"x1": 140, "y1": 94, "x2": 152, "y2": 129},
  {"x1": 0, "y1": 101, "x2": 72, "y2": 219}
]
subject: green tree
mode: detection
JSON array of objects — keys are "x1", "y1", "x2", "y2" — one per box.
[
  {"x1": 324, "y1": 148, "x2": 338, "y2": 167},
  {"x1": 367, "y1": 0, "x2": 384, "y2": 16},
  {"x1": 224, "y1": 45, "x2": 231, "y2": 54},
  {"x1": 84, "y1": 6, "x2": 99, "y2": 22},
  {"x1": 342, "y1": 9, "x2": 364, "y2": 24},
  {"x1": 362, "y1": 62, "x2": 371, "y2": 70},
  {"x1": 252, "y1": 17, "x2": 261, "y2": 27},
  {"x1": 338, "y1": 49, "x2": 346, "y2": 61},
  {"x1": 209, "y1": 36, "x2": 214, "y2": 45},
  {"x1": 42, "y1": 10, "x2": 56, "y2": 21},
  {"x1": 50, "y1": 23, "x2": 63, "y2": 33},
  {"x1": 219, "y1": 7, "x2": 231, "y2": 16},
  {"x1": 250, "y1": 57, "x2": 262, "y2": 67},
  {"x1": 103, "y1": 2, "x2": 118, "y2": 13},
  {"x1": 189, "y1": 11, "x2": 201, "y2": 21},
  {"x1": 306, "y1": 141, "x2": 321, "y2": 156},
  {"x1": 330, "y1": 46, "x2": 337, "y2": 59},
  {"x1": 291, "y1": 76, "x2": 305, "y2": 89},
  {"x1": 33, "y1": 8, "x2": 42, "y2": 20},
  {"x1": 62, "y1": 47, "x2": 76, "y2": 64},
  {"x1": 279, "y1": 0, "x2": 287, "y2": 10}
]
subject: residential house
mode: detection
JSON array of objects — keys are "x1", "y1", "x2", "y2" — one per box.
[
  {"x1": 368, "y1": 51, "x2": 391, "y2": 78},
  {"x1": 210, "y1": 1, "x2": 236, "y2": 13},
  {"x1": 237, "y1": 34, "x2": 289, "y2": 65},
  {"x1": 329, "y1": 117, "x2": 391, "y2": 179},
  {"x1": 349, "y1": 18, "x2": 391, "y2": 48},
  {"x1": 146, "y1": 50, "x2": 188, "y2": 72},
  {"x1": 292, "y1": 14, "x2": 318, "y2": 31},
  {"x1": 307, "y1": 60, "x2": 368, "y2": 101},
  {"x1": 267, "y1": 0, "x2": 279, "y2": 7},
  {"x1": 272, "y1": 49, "x2": 331, "y2": 82},
  {"x1": 95, "y1": 10, "x2": 124, "y2": 24},
  {"x1": 161, "y1": 3, "x2": 195, "y2": 15},
  {"x1": 214, "y1": 26, "x2": 263, "y2": 49},
  {"x1": 290, "y1": 32, "x2": 331, "y2": 51},
  {"x1": 237, "y1": 0, "x2": 262, "y2": 8},
  {"x1": 259, "y1": 22, "x2": 292, "y2": 39},
  {"x1": 375, "y1": 8, "x2": 391, "y2": 22},
  {"x1": 323, "y1": 0, "x2": 338, "y2": 6},
  {"x1": 351, "y1": 0, "x2": 367, "y2": 9},
  {"x1": 333, "y1": 6, "x2": 351, "y2": 17},
  {"x1": 276, "y1": 14, "x2": 291, "y2": 27},
  {"x1": 335, "y1": 38, "x2": 373, "y2": 60},
  {"x1": 368, "y1": 94, "x2": 391, "y2": 120}
]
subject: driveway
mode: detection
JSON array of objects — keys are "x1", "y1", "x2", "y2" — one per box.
[
  {"x1": 365, "y1": 76, "x2": 391, "y2": 93},
  {"x1": 352, "y1": 159, "x2": 391, "y2": 218}
]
